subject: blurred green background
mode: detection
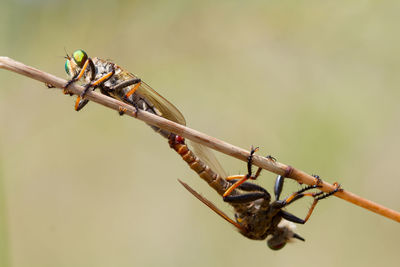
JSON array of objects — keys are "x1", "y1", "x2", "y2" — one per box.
[{"x1": 1, "y1": 0, "x2": 399, "y2": 266}]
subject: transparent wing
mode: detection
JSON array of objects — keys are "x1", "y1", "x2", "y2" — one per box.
[
  {"x1": 98, "y1": 59, "x2": 185, "y2": 125},
  {"x1": 123, "y1": 71, "x2": 226, "y2": 177},
  {"x1": 188, "y1": 141, "x2": 228, "y2": 178},
  {"x1": 132, "y1": 76, "x2": 226, "y2": 178},
  {"x1": 136, "y1": 81, "x2": 186, "y2": 125}
]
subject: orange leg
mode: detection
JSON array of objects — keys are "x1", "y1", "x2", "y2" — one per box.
[
  {"x1": 64, "y1": 58, "x2": 90, "y2": 90},
  {"x1": 223, "y1": 176, "x2": 248, "y2": 197},
  {"x1": 282, "y1": 182, "x2": 342, "y2": 224},
  {"x1": 225, "y1": 175, "x2": 246, "y2": 181},
  {"x1": 74, "y1": 95, "x2": 84, "y2": 111},
  {"x1": 76, "y1": 59, "x2": 90, "y2": 81},
  {"x1": 299, "y1": 183, "x2": 342, "y2": 223},
  {"x1": 125, "y1": 81, "x2": 142, "y2": 98},
  {"x1": 284, "y1": 191, "x2": 316, "y2": 204},
  {"x1": 90, "y1": 71, "x2": 114, "y2": 87},
  {"x1": 74, "y1": 70, "x2": 115, "y2": 111},
  {"x1": 302, "y1": 199, "x2": 319, "y2": 223},
  {"x1": 223, "y1": 146, "x2": 263, "y2": 197},
  {"x1": 118, "y1": 107, "x2": 127, "y2": 116}
]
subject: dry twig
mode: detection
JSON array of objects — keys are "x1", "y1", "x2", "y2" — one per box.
[{"x1": 1, "y1": 56, "x2": 399, "y2": 223}]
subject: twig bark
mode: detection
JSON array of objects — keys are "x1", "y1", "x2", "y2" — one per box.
[{"x1": 1, "y1": 56, "x2": 399, "y2": 223}]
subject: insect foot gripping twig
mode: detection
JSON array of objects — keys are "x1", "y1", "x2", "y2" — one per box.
[
  {"x1": 180, "y1": 171, "x2": 342, "y2": 250},
  {"x1": 1, "y1": 55, "x2": 400, "y2": 223}
]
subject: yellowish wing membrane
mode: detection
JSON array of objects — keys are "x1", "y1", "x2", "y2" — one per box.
[
  {"x1": 136, "y1": 81, "x2": 186, "y2": 125},
  {"x1": 189, "y1": 141, "x2": 228, "y2": 178}
]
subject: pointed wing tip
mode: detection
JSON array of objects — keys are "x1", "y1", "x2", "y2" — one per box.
[{"x1": 177, "y1": 179, "x2": 244, "y2": 231}]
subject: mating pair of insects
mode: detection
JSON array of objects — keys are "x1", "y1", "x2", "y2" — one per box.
[{"x1": 64, "y1": 49, "x2": 341, "y2": 250}]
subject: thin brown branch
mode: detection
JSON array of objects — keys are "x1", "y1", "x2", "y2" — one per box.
[{"x1": 1, "y1": 56, "x2": 399, "y2": 223}]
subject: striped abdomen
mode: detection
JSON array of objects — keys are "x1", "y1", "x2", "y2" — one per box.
[{"x1": 169, "y1": 137, "x2": 238, "y2": 197}]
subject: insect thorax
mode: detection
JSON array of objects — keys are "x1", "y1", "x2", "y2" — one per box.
[
  {"x1": 92, "y1": 58, "x2": 162, "y2": 116},
  {"x1": 235, "y1": 200, "x2": 281, "y2": 240}
]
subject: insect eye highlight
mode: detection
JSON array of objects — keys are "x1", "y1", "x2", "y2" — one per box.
[
  {"x1": 65, "y1": 59, "x2": 70, "y2": 75},
  {"x1": 72, "y1": 49, "x2": 88, "y2": 68}
]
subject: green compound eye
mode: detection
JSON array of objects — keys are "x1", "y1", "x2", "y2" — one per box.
[
  {"x1": 72, "y1": 49, "x2": 88, "y2": 68},
  {"x1": 65, "y1": 59, "x2": 70, "y2": 75}
]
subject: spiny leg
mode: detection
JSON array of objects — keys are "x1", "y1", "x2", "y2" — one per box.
[
  {"x1": 275, "y1": 174, "x2": 322, "y2": 201},
  {"x1": 278, "y1": 182, "x2": 342, "y2": 224},
  {"x1": 63, "y1": 57, "x2": 97, "y2": 110},
  {"x1": 312, "y1": 182, "x2": 342, "y2": 201},
  {"x1": 299, "y1": 182, "x2": 342, "y2": 223},
  {"x1": 285, "y1": 174, "x2": 324, "y2": 203},
  {"x1": 103, "y1": 78, "x2": 142, "y2": 116},
  {"x1": 223, "y1": 146, "x2": 263, "y2": 197},
  {"x1": 273, "y1": 176, "x2": 325, "y2": 224},
  {"x1": 247, "y1": 146, "x2": 259, "y2": 176},
  {"x1": 75, "y1": 68, "x2": 115, "y2": 111},
  {"x1": 278, "y1": 180, "x2": 323, "y2": 207}
]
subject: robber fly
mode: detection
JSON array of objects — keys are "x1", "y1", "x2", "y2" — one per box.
[
  {"x1": 64, "y1": 49, "x2": 341, "y2": 249},
  {"x1": 64, "y1": 49, "x2": 185, "y2": 138},
  {"x1": 170, "y1": 138, "x2": 341, "y2": 249}
]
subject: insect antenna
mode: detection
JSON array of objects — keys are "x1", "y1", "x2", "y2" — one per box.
[{"x1": 64, "y1": 47, "x2": 70, "y2": 59}]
